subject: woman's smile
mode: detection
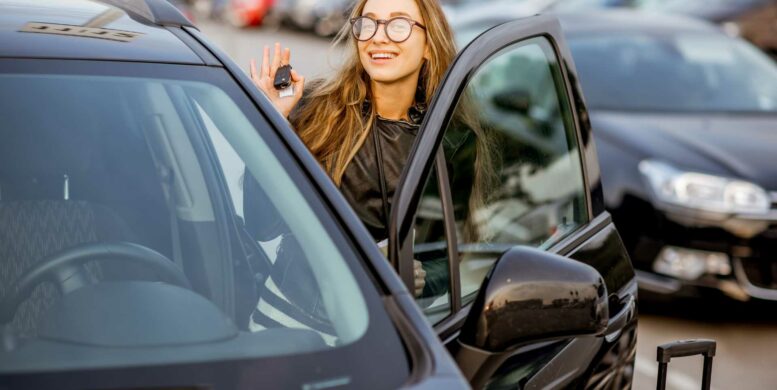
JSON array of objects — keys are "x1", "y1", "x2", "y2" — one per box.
[{"x1": 369, "y1": 50, "x2": 399, "y2": 64}]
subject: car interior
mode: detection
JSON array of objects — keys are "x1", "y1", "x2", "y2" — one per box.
[{"x1": 0, "y1": 72, "x2": 366, "y2": 373}]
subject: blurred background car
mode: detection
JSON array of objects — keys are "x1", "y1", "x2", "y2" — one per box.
[
  {"x1": 190, "y1": 0, "x2": 274, "y2": 27},
  {"x1": 168, "y1": 0, "x2": 197, "y2": 23},
  {"x1": 561, "y1": 10, "x2": 777, "y2": 304},
  {"x1": 310, "y1": 0, "x2": 352, "y2": 37},
  {"x1": 443, "y1": 0, "x2": 560, "y2": 30},
  {"x1": 452, "y1": 9, "x2": 777, "y2": 304},
  {"x1": 278, "y1": 0, "x2": 352, "y2": 37},
  {"x1": 549, "y1": 0, "x2": 777, "y2": 59},
  {"x1": 224, "y1": 0, "x2": 274, "y2": 28}
]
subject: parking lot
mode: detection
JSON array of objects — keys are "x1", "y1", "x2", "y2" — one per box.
[{"x1": 198, "y1": 18, "x2": 777, "y2": 390}]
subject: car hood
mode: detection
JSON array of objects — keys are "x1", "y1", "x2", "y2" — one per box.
[{"x1": 590, "y1": 110, "x2": 777, "y2": 191}]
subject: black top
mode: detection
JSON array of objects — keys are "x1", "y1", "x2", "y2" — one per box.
[
  {"x1": 339, "y1": 106, "x2": 425, "y2": 241},
  {"x1": 245, "y1": 82, "x2": 427, "y2": 242}
]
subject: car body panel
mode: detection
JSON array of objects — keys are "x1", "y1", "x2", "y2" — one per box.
[
  {"x1": 0, "y1": 0, "x2": 202, "y2": 64},
  {"x1": 593, "y1": 111, "x2": 777, "y2": 193}
]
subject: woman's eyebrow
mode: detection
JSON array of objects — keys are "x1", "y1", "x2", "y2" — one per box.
[{"x1": 362, "y1": 11, "x2": 413, "y2": 18}]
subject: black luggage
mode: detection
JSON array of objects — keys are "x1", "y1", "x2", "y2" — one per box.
[{"x1": 656, "y1": 339, "x2": 716, "y2": 390}]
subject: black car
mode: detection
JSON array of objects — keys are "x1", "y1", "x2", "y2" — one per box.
[
  {"x1": 558, "y1": 11, "x2": 777, "y2": 303},
  {"x1": 0, "y1": 1, "x2": 638, "y2": 388}
]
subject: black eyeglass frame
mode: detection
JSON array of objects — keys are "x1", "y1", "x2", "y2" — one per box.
[{"x1": 349, "y1": 16, "x2": 427, "y2": 43}]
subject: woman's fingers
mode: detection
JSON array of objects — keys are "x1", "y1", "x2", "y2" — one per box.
[
  {"x1": 292, "y1": 71, "x2": 305, "y2": 100},
  {"x1": 270, "y1": 42, "x2": 282, "y2": 79},
  {"x1": 282, "y1": 47, "x2": 291, "y2": 66},
  {"x1": 291, "y1": 69, "x2": 305, "y2": 84},
  {"x1": 249, "y1": 58, "x2": 258, "y2": 81},
  {"x1": 261, "y1": 45, "x2": 270, "y2": 79}
]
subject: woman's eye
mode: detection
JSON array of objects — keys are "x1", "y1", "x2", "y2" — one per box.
[{"x1": 390, "y1": 23, "x2": 407, "y2": 33}]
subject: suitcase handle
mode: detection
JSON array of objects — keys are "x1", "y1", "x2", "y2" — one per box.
[{"x1": 656, "y1": 339, "x2": 716, "y2": 390}]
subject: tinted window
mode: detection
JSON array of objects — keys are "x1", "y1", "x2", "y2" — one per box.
[
  {"x1": 448, "y1": 37, "x2": 587, "y2": 303},
  {"x1": 569, "y1": 33, "x2": 777, "y2": 112},
  {"x1": 0, "y1": 61, "x2": 407, "y2": 387},
  {"x1": 412, "y1": 37, "x2": 588, "y2": 314}
]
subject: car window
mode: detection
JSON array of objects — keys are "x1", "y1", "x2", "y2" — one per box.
[
  {"x1": 0, "y1": 62, "x2": 407, "y2": 387},
  {"x1": 438, "y1": 37, "x2": 588, "y2": 306},
  {"x1": 412, "y1": 164, "x2": 452, "y2": 323}
]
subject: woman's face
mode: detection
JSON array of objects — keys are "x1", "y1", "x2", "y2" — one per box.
[{"x1": 357, "y1": 0, "x2": 429, "y2": 86}]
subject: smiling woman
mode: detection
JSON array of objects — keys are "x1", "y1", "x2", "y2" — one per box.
[
  {"x1": 245, "y1": 0, "x2": 488, "y2": 333},
  {"x1": 248, "y1": 0, "x2": 460, "y2": 300}
]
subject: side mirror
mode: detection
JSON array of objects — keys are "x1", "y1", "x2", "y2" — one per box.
[
  {"x1": 491, "y1": 88, "x2": 532, "y2": 114},
  {"x1": 455, "y1": 246, "x2": 608, "y2": 385}
]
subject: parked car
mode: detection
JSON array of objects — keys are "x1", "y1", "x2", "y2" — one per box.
[
  {"x1": 224, "y1": 0, "x2": 274, "y2": 28},
  {"x1": 561, "y1": 11, "x2": 777, "y2": 303},
  {"x1": 640, "y1": 0, "x2": 777, "y2": 59},
  {"x1": 443, "y1": 0, "x2": 560, "y2": 28},
  {"x1": 0, "y1": 0, "x2": 639, "y2": 388},
  {"x1": 549, "y1": 0, "x2": 777, "y2": 59},
  {"x1": 261, "y1": 0, "x2": 294, "y2": 28},
  {"x1": 277, "y1": 0, "x2": 351, "y2": 37},
  {"x1": 309, "y1": 0, "x2": 351, "y2": 37}
]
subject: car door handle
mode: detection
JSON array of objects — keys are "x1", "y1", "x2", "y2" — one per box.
[{"x1": 604, "y1": 294, "x2": 635, "y2": 342}]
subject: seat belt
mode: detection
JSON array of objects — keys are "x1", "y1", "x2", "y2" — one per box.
[{"x1": 158, "y1": 165, "x2": 184, "y2": 270}]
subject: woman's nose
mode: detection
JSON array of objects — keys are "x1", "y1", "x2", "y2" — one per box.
[{"x1": 372, "y1": 23, "x2": 390, "y2": 44}]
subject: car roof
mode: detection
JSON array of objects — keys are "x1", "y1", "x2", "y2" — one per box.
[
  {"x1": 554, "y1": 9, "x2": 722, "y2": 35},
  {"x1": 455, "y1": 9, "x2": 721, "y2": 37},
  {"x1": 0, "y1": 0, "x2": 203, "y2": 64}
]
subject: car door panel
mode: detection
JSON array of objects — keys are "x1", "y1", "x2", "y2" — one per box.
[{"x1": 390, "y1": 14, "x2": 637, "y2": 389}]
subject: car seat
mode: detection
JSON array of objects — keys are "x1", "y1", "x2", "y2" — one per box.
[{"x1": 0, "y1": 106, "x2": 138, "y2": 338}]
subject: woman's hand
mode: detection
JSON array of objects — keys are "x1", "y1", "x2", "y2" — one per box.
[
  {"x1": 378, "y1": 244, "x2": 426, "y2": 297},
  {"x1": 413, "y1": 260, "x2": 426, "y2": 297},
  {"x1": 250, "y1": 42, "x2": 305, "y2": 118}
]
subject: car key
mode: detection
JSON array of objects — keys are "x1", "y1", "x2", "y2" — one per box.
[{"x1": 274, "y1": 64, "x2": 294, "y2": 98}]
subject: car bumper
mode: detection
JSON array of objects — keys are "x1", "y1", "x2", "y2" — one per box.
[{"x1": 625, "y1": 208, "x2": 777, "y2": 302}]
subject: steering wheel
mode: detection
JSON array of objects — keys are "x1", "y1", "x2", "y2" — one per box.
[{"x1": 0, "y1": 242, "x2": 191, "y2": 326}]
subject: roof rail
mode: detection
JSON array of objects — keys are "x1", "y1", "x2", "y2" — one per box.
[{"x1": 96, "y1": 0, "x2": 196, "y2": 29}]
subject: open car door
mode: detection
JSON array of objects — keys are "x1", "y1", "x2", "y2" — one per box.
[{"x1": 388, "y1": 15, "x2": 639, "y2": 389}]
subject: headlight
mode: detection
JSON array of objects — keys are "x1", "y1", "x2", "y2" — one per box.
[{"x1": 639, "y1": 160, "x2": 770, "y2": 215}]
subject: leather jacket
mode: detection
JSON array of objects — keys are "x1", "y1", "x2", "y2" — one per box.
[{"x1": 339, "y1": 102, "x2": 426, "y2": 241}]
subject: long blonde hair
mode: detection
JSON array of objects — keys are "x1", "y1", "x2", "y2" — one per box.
[{"x1": 290, "y1": 0, "x2": 457, "y2": 185}]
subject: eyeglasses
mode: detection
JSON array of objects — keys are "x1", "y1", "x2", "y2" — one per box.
[{"x1": 350, "y1": 16, "x2": 426, "y2": 43}]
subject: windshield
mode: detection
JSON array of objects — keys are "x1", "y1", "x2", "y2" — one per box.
[
  {"x1": 0, "y1": 60, "x2": 407, "y2": 387},
  {"x1": 568, "y1": 32, "x2": 777, "y2": 113}
]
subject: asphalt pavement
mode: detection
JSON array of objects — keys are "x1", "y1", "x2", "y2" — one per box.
[{"x1": 197, "y1": 17, "x2": 777, "y2": 390}]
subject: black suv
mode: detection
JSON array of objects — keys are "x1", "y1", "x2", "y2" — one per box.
[{"x1": 0, "y1": 1, "x2": 637, "y2": 388}]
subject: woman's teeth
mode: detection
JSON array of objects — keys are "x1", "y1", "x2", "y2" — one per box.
[{"x1": 371, "y1": 53, "x2": 396, "y2": 60}]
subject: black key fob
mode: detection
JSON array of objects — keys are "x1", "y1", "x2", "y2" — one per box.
[{"x1": 273, "y1": 64, "x2": 292, "y2": 90}]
